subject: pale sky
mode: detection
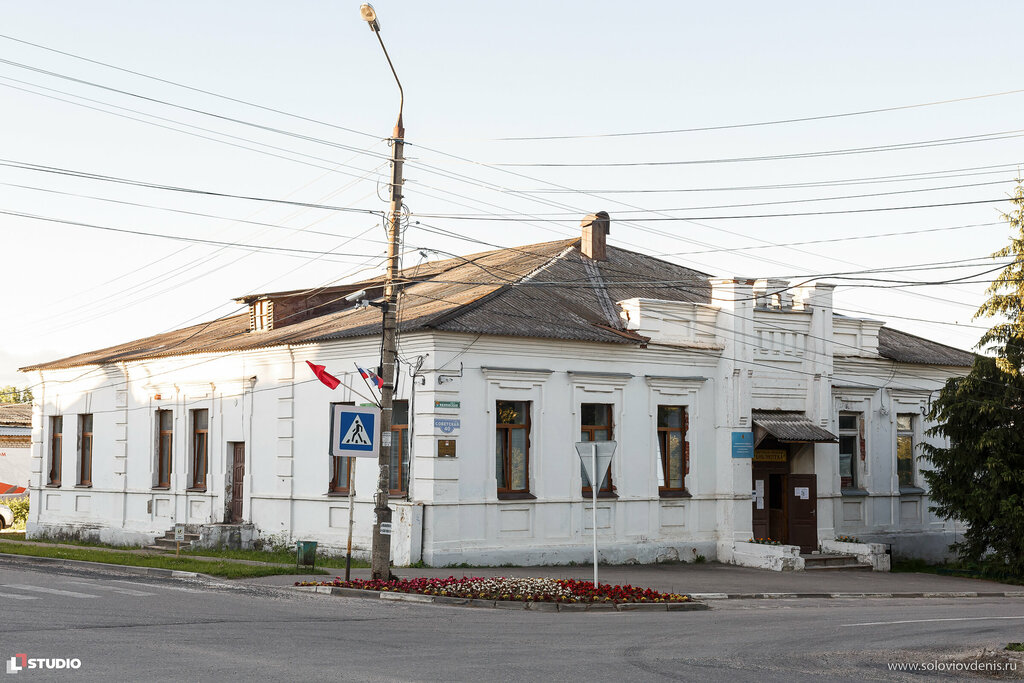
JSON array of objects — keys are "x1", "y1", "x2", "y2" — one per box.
[{"x1": 2, "y1": 1, "x2": 1022, "y2": 387}]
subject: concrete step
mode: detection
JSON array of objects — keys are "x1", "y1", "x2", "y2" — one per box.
[
  {"x1": 151, "y1": 536, "x2": 194, "y2": 551},
  {"x1": 804, "y1": 563, "x2": 873, "y2": 571},
  {"x1": 802, "y1": 553, "x2": 871, "y2": 570}
]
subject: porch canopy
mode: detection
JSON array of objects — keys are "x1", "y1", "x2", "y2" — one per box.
[{"x1": 752, "y1": 410, "x2": 838, "y2": 446}]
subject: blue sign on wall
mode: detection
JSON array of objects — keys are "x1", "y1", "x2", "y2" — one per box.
[
  {"x1": 731, "y1": 431, "x2": 754, "y2": 458},
  {"x1": 434, "y1": 418, "x2": 461, "y2": 434}
]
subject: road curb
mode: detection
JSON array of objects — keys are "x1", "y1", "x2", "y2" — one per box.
[
  {"x1": 293, "y1": 585, "x2": 710, "y2": 612},
  {"x1": 0, "y1": 551, "x2": 205, "y2": 581},
  {"x1": 687, "y1": 590, "x2": 1024, "y2": 600}
]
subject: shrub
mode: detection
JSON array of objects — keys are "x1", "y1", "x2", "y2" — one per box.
[{"x1": 3, "y1": 496, "x2": 29, "y2": 529}]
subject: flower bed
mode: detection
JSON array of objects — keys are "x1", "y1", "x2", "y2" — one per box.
[
  {"x1": 747, "y1": 537, "x2": 782, "y2": 546},
  {"x1": 294, "y1": 576, "x2": 692, "y2": 604}
]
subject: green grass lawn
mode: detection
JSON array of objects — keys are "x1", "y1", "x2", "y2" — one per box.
[
  {"x1": 183, "y1": 546, "x2": 370, "y2": 569},
  {"x1": 0, "y1": 541, "x2": 328, "y2": 579}
]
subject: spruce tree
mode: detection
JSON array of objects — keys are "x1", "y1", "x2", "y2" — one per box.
[{"x1": 922, "y1": 181, "x2": 1024, "y2": 575}]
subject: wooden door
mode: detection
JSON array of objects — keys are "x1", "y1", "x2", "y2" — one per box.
[
  {"x1": 230, "y1": 443, "x2": 245, "y2": 523},
  {"x1": 751, "y1": 465, "x2": 769, "y2": 541},
  {"x1": 787, "y1": 474, "x2": 817, "y2": 552}
]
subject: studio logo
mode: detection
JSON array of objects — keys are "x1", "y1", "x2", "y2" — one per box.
[{"x1": 6, "y1": 654, "x2": 81, "y2": 674}]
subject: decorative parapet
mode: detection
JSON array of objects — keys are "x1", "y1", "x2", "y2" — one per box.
[{"x1": 617, "y1": 298, "x2": 723, "y2": 349}]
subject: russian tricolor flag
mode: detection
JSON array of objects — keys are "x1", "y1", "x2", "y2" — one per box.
[{"x1": 358, "y1": 366, "x2": 384, "y2": 389}]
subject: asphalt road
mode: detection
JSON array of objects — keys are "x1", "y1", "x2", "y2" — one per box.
[{"x1": 1, "y1": 560, "x2": 1022, "y2": 682}]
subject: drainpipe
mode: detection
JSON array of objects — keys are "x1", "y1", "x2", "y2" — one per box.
[
  {"x1": 120, "y1": 362, "x2": 129, "y2": 532},
  {"x1": 407, "y1": 355, "x2": 426, "y2": 563},
  {"x1": 33, "y1": 370, "x2": 45, "y2": 530}
]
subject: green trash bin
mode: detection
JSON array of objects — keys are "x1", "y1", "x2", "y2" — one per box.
[{"x1": 296, "y1": 540, "x2": 318, "y2": 570}]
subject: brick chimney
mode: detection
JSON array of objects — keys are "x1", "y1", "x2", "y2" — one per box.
[{"x1": 580, "y1": 211, "x2": 610, "y2": 261}]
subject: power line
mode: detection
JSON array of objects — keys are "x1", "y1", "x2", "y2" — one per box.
[
  {"x1": 485, "y1": 129, "x2": 1024, "y2": 167},
  {"x1": 0, "y1": 208, "x2": 384, "y2": 259},
  {"x1": 0, "y1": 158, "x2": 384, "y2": 215},
  {"x1": 491, "y1": 88, "x2": 1024, "y2": 141},
  {"x1": 664, "y1": 220, "x2": 1004, "y2": 256},
  {"x1": 0, "y1": 57, "x2": 391, "y2": 160},
  {"x1": 407, "y1": 178, "x2": 1014, "y2": 217},
  {"x1": 0, "y1": 78, "x2": 387, "y2": 184},
  {"x1": 0, "y1": 179, "x2": 394, "y2": 244},
  {"x1": 416, "y1": 197, "x2": 1012, "y2": 222},
  {"x1": 0, "y1": 32, "x2": 380, "y2": 141},
  {"x1": 516, "y1": 163, "x2": 1024, "y2": 194}
]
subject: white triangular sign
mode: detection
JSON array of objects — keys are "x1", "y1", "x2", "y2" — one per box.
[{"x1": 341, "y1": 415, "x2": 372, "y2": 446}]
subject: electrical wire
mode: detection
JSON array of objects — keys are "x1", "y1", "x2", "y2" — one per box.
[
  {"x1": 485, "y1": 128, "x2": 1024, "y2": 167},
  {"x1": 0, "y1": 32, "x2": 380, "y2": 141},
  {"x1": 490, "y1": 88, "x2": 1024, "y2": 141}
]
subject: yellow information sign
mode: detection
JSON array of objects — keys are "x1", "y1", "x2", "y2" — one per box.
[{"x1": 753, "y1": 449, "x2": 788, "y2": 462}]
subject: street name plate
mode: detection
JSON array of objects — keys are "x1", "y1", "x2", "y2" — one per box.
[
  {"x1": 379, "y1": 522, "x2": 392, "y2": 536},
  {"x1": 434, "y1": 400, "x2": 460, "y2": 409}
]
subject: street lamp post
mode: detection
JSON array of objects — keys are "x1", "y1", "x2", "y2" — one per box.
[{"x1": 361, "y1": 2, "x2": 404, "y2": 581}]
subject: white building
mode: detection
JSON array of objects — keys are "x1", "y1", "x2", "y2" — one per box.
[
  {"x1": 0, "y1": 403, "x2": 31, "y2": 496},
  {"x1": 21, "y1": 217, "x2": 972, "y2": 564}
]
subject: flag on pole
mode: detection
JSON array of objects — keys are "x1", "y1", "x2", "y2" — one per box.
[
  {"x1": 306, "y1": 360, "x2": 341, "y2": 389},
  {"x1": 357, "y1": 366, "x2": 384, "y2": 389}
]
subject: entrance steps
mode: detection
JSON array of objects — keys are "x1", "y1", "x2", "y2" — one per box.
[
  {"x1": 801, "y1": 553, "x2": 872, "y2": 571},
  {"x1": 145, "y1": 527, "x2": 199, "y2": 552}
]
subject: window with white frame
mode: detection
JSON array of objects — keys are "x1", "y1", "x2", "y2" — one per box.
[
  {"x1": 896, "y1": 414, "x2": 916, "y2": 489},
  {"x1": 838, "y1": 413, "x2": 861, "y2": 490}
]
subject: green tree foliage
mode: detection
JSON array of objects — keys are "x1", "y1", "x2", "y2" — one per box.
[
  {"x1": 0, "y1": 386, "x2": 32, "y2": 404},
  {"x1": 4, "y1": 496, "x2": 29, "y2": 529},
  {"x1": 923, "y1": 181, "x2": 1024, "y2": 576}
]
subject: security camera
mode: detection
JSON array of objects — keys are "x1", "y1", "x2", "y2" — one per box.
[{"x1": 344, "y1": 289, "x2": 367, "y2": 302}]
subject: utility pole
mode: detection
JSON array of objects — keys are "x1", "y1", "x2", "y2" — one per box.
[{"x1": 361, "y1": 3, "x2": 403, "y2": 581}]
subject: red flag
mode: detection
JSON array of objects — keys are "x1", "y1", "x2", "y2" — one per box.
[{"x1": 306, "y1": 360, "x2": 340, "y2": 389}]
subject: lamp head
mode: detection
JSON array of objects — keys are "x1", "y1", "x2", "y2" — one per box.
[{"x1": 360, "y1": 4, "x2": 381, "y2": 32}]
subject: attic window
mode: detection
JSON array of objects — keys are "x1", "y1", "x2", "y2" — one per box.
[{"x1": 250, "y1": 300, "x2": 273, "y2": 332}]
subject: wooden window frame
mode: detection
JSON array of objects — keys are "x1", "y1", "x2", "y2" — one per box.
[
  {"x1": 496, "y1": 400, "x2": 533, "y2": 500},
  {"x1": 657, "y1": 405, "x2": 690, "y2": 497},
  {"x1": 250, "y1": 299, "x2": 273, "y2": 332},
  {"x1": 47, "y1": 415, "x2": 63, "y2": 487},
  {"x1": 328, "y1": 401, "x2": 356, "y2": 495},
  {"x1": 189, "y1": 409, "x2": 209, "y2": 491},
  {"x1": 896, "y1": 413, "x2": 916, "y2": 490},
  {"x1": 580, "y1": 403, "x2": 616, "y2": 497},
  {"x1": 389, "y1": 400, "x2": 409, "y2": 496},
  {"x1": 77, "y1": 414, "x2": 93, "y2": 487},
  {"x1": 329, "y1": 455, "x2": 353, "y2": 494},
  {"x1": 838, "y1": 412, "x2": 862, "y2": 491},
  {"x1": 155, "y1": 410, "x2": 172, "y2": 489}
]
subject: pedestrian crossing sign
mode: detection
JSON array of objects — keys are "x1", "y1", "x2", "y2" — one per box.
[{"x1": 330, "y1": 404, "x2": 381, "y2": 458}]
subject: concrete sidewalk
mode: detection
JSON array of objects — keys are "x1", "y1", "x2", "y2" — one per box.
[{"x1": 245, "y1": 562, "x2": 1024, "y2": 599}]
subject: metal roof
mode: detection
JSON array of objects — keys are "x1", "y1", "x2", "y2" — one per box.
[
  {"x1": 0, "y1": 404, "x2": 31, "y2": 428},
  {"x1": 21, "y1": 235, "x2": 974, "y2": 373},
  {"x1": 877, "y1": 327, "x2": 974, "y2": 367},
  {"x1": 752, "y1": 411, "x2": 838, "y2": 443}
]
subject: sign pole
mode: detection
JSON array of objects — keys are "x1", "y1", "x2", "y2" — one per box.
[
  {"x1": 591, "y1": 442, "x2": 598, "y2": 587},
  {"x1": 345, "y1": 459, "x2": 356, "y2": 582}
]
